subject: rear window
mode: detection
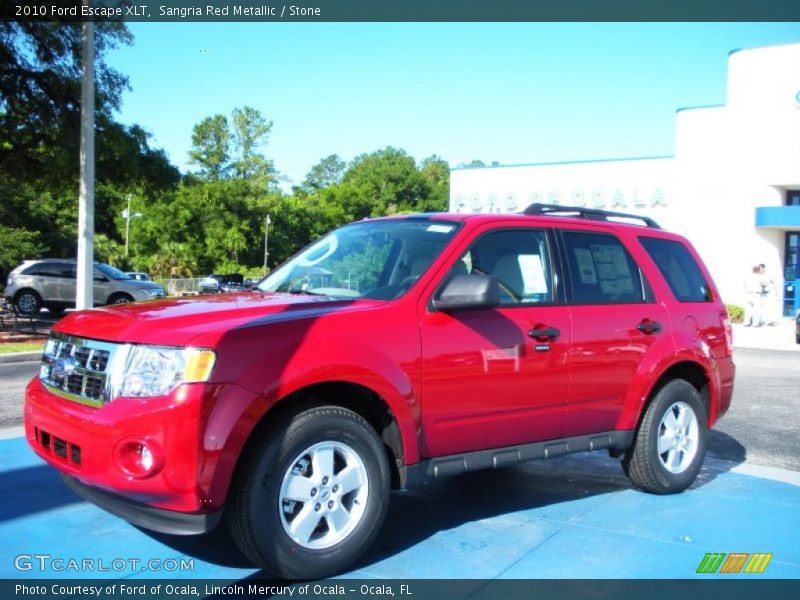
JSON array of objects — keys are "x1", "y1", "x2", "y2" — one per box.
[{"x1": 639, "y1": 237, "x2": 713, "y2": 303}]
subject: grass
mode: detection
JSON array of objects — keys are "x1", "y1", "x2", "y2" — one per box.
[{"x1": 0, "y1": 341, "x2": 45, "y2": 354}]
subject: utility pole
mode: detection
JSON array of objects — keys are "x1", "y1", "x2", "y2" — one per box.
[
  {"x1": 76, "y1": 6, "x2": 94, "y2": 310},
  {"x1": 263, "y1": 214, "x2": 272, "y2": 273}
]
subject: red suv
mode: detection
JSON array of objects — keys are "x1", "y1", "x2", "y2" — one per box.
[{"x1": 25, "y1": 204, "x2": 735, "y2": 578}]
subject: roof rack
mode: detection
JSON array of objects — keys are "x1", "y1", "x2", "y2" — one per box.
[{"x1": 522, "y1": 203, "x2": 661, "y2": 229}]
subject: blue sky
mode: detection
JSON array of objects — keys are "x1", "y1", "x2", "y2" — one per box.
[{"x1": 106, "y1": 23, "x2": 800, "y2": 188}]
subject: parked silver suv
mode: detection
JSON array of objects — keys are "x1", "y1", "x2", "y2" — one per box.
[{"x1": 4, "y1": 259, "x2": 166, "y2": 315}]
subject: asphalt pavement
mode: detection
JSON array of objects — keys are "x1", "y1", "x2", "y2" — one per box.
[
  {"x1": 0, "y1": 361, "x2": 37, "y2": 429},
  {"x1": 708, "y1": 348, "x2": 800, "y2": 471}
]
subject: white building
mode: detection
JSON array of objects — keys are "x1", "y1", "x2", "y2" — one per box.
[{"x1": 449, "y1": 42, "x2": 800, "y2": 317}]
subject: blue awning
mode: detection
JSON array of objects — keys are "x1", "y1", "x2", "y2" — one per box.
[{"x1": 755, "y1": 206, "x2": 800, "y2": 229}]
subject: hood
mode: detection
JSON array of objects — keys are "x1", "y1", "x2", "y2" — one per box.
[
  {"x1": 122, "y1": 279, "x2": 164, "y2": 291},
  {"x1": 53, "y1": 292, "x2": 383, "y2": 346}
]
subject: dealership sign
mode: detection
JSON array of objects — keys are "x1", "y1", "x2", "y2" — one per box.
[{"x1": 452, "y1": 187, "x2": 668, "y2": 213}]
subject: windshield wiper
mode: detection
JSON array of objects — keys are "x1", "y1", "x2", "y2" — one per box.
[{"x1": 286, "y1": 289, "x2": 329, "y2": 296}]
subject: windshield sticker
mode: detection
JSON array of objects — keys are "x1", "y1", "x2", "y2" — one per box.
[{"x1": 427, "y1": 224, "x2": 454, "y2": 234}]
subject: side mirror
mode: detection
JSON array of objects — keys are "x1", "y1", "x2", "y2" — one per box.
[{"x1": 432, "y1": 274, "x2": 501, "y2": 311}]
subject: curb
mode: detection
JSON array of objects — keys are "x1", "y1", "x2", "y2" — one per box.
[{"x1": 0, "y1": 351, "x2": 42, "y2": 364}]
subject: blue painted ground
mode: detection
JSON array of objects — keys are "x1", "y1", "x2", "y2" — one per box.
[{"x1": 1, "y1": 435, "x2": 798, "y2": 581}]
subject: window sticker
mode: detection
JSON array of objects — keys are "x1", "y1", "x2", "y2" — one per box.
[
  {"x1": 518, "y1": 254, "x2": 549, "y2": 294},
  {"x1": 590, "y1": 244, "x2": 634, "y2": 294},
  {"x1": 574, "y1": 248, "x2": 598, "y2": 284},
  {"x1": 427, "y1": 224, "x2": 455, "y2": 234}
]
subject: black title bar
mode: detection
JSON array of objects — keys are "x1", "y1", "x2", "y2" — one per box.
[{"x1": 3, "y1": 0, "x2": 800, "y2": 22}]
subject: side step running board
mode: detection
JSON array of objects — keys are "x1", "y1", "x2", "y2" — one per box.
[{"x1": 398, "y1": 430, "x2": 634, "y2": 489}]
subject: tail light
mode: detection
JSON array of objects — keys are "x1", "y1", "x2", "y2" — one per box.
[{"x1": 720, "y1": 312, "x2": 733, "y2": 357}]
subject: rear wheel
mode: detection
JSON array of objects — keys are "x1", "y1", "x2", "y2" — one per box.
[
  {"x1": 227, "y1": 405, "x2": 390, "y2": 579},
  {"x1": 623, "y1": 379, "x2": 707, "y2": 494},
  {"x1": 15, "y1": 290, "x2": 41, "y2": 315}
]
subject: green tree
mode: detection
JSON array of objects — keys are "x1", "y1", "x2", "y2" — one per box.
[
  {"x1": 189, "y1": 115, "x2": 231, "y2": 179},
  {"x1": 0, "y1": 20, "x2": 132, "y2": 184},
  {"x1": 419, "y1": 155, "x2": 450, "y2": 212},
  {"x1": 0, "y1": 225, "x2": 45, "y2": 283},
  {"x1": 302, "y1": 154, "x2": 346, "y2": 191},
  {"x1": 146, "y1": 241, "x2": 199, "y2": 280},
  {"x1": 231, "y1": 106, "x2": 274, "y2": 185},
  {"x1": 338, "y1": 147, "x2": 426, "y2": 219}
]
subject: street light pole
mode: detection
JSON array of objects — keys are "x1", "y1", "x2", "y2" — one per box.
[
  {"x1": 264, "y1": 214, "x2": 271, "y2": 273},
  {"x1": 125, "y1": 194, "x2": 132, "y2": 257},
  {"x1": 122, "y1": 194, "x2": 143, "y2": 259}
]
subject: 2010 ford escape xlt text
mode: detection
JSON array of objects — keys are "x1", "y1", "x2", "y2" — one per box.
[{"x1": 25, "y1": 204, "x2": 735, "y2": 579}]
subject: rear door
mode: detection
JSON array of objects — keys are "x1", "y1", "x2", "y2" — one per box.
[
  {"x1": 26, "y1": 262, "x2": 68, "y2": 303},
  {"x1": 54, "y1": 263, "x2": 76, "y2": 304},
  {"x1": 558, "y1": 226, "x2": 671, "y2": 437},
  {"x1": 419, "y1": 223, "x2": 572, "y2": 457}
]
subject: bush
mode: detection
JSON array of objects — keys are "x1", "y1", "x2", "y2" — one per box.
[{"x1": 726, "y1": 304, "x2": 744, "y2": 324}]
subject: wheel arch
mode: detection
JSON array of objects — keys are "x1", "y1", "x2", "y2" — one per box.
[
  {"x1": 635, "y1": 359, "x2": 714, "y2": 433},
  {"x1": 225, "y1": 380, "x2": 410, "y2": 500}
]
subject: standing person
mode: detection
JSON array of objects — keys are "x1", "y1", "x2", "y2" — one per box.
[
  {"x1": 743, "y1": 264, "x2": 764, "y2": 327},
  {"x1": 759, "y1": 263, "x2": 779, "y2": 325}
]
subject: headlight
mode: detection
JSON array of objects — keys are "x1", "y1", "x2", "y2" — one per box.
[{"x1": 119, "y1": 346, "x2": 216, "y2": 398}]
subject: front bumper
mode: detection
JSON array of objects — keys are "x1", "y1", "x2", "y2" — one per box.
[
  {"x1": 61, "y1": 473, "x2": 220, "y2": 535},
  {"x1": 25, "y1": 376, "x2": 261, "y2": 518}
]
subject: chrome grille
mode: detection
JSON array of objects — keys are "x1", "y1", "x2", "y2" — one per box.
[{"x1": 40, "y1": 333, "x2": 125, "y2": 408}]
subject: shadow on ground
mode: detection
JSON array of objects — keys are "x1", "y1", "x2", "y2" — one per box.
[{"x1": 143, "y1": 429, "x2": 748, "y2": 576}]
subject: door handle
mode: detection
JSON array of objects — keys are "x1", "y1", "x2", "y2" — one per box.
[
  {"x1": 636, "y1": 320, "x2": 662, "y2": 335},
  {"x1": 528, "y1": 326, "x2": 561, "y2": 341}
]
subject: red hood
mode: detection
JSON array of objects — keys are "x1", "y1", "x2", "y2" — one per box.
[{"x1": 53, "y1": 292, "x2": 383, "y2": 347}]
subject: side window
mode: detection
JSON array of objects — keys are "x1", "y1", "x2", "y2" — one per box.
[
  {"x1": 448, "y1": 229, "x2": 554, "y2": 306},
  {"x1": 57, "y1": 264, "x2": 76, "y2": 279},
  {"x1": 639, "y1": 237, "x2": 713, "y2": 303},
  {"x1": 562, "y1": 231, "x2": 646, "y2": 304},
  {"x1": 23, "y1": 262, "x2": 61, "y2": 277}
]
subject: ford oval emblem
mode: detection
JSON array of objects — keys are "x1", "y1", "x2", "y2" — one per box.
[{"x1": 53, "y1": 356, "x2": 77, "y2": 381}]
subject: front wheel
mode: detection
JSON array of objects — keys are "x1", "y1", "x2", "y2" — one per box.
[
  {"x1": 227, "y1": 405, "x2": 391, "y2": 579},
  {"x1": 623, "y1": 379, "x2": 707, "y2": 494},
  {"x1": 108, "y1": 293, "x2": 134, "y2": 305}
]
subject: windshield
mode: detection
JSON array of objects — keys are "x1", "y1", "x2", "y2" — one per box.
[
  {"x1": 257, "y1": 219, "x2": 459, "y2": 300},
  {"x1": 95, "y1": 263, "x2": 131, "y2": 280}
]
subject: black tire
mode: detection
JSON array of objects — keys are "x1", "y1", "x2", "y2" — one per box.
[
  {"x1": 227, "y1": 405, "x2": 391, "y2": 579},
  {"x1": 107, "y1": 293, "x2": 134, "y2": 306},
  {"x1": 622, "y1": 379, "x2": 707, "y2": 494},
  {"x1": 14, "y1": 289, "x2": 42, "y2": 315},
  {"x1": 45, "y1": 305, "x2": 65, "y2": 316}
]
